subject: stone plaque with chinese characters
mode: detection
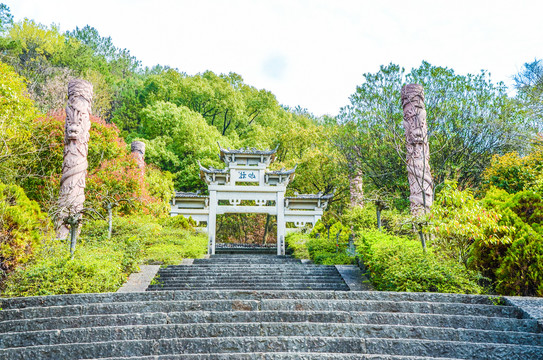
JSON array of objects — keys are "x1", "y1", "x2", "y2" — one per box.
[{"x1": 236, "y1": 170, "x2": 259, "y2": 182}]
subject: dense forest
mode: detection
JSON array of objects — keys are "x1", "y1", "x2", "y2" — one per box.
[{"x1": 1, "y1": 4, "x2": 542, "y2": 297}]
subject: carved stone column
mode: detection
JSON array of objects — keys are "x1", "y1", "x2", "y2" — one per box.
[
  {"x1": 349, "y1": 169, "x2": 364, "y2": 207},
  {"x1": 401, "y1": 84, "x2": 433, "y2": 216},
  {"x1": 131, "y1": 141, "x2": 146, "y2": 177},
  {"x1": 56, "y1": 79, "x2": 93, "y2": 239}
]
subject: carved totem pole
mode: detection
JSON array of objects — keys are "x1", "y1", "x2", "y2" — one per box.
[
  {"x1": 401, "y1": 84, "x2": 433, "y2": 216},
  {"x1": 56, "y1": 79, "x2": 93, "y2": 239},
  {"x1": 349, "y1": 169, "x2": 364, "y2": 207},
  {"x1": 131, "y1": 140, "x2": 146, "y2": 177}
]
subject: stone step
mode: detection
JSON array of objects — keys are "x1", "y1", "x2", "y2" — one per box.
[
  {"x1": 0, "y1": 299, "x2": 521, "y2": 322},
  {"x1": 1, "y1": 336, "x2": 542, "y2": 360},
  {"x1": 3, "y1": 322, "x2": 543, "y2": 348},
  {"x1": 152, "y1": 278, "x2": 345, "y2": 284},
  {"x1": 2, "y1": 310, "x2": 538, "y2": 334},
  {"x1": 154, "y1": 270, "x2": 343, "y2": 276},
  {"x1": 214, "y1": 248, "x2": 277, "y2": 255},
  {"x1": 148, "y1": 284, "x2": 348, "y2": 289},
  {"x1": 156, "y1": 265, "x2": 339, "y2": 270},
  {"x1": 146, "y1": 285, "x2": 350, "y2": 291},
  {"x1": 152, "y1": 276, "x2": 344, "y2": 282},
  {"x1": 84, "y1": 354, "x2": 465, "y2": 360},
  {"x1": 154, "y1": 271, "x2": 342, "y2": 278},
  {"x1": 147, "y1": 282, "x2": 349, "y2": 291},
  {"x1": 0, "y1": 291, "x2": 499, "y2": 310},
  {"x1": 257, "y1": 299, "x2": 522, "y2": 318},
  {"x1": 147, "y1": 279, "x2": 347, "y2": 290},
  {"x1": 155, "y1": 270, "x2": 341, "y2": 275},
  {"x1": 193, "y1": 257, "x2": 302, "y2": 264},
  {"x1": 194, "y1": 257, "x2": 301, "y2": 262},
  {"x1": 209, "y1": 255, "x2": 294, "y2": 258}
]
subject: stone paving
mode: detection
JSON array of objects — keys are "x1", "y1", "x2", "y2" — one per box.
[
  {"x1": 506, "y1": 296, "x2": 543, "y2": 328},
  {"x1": 335, "y1": 265, "x2": 373, "y2": 291},
  {"x1": 117, "y1": 265, "x2": 160, "y2": 293}
]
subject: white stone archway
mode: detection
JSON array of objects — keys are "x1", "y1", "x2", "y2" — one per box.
[{"x1": 170, "y1": 146, "x2": 332, "y2": 255}]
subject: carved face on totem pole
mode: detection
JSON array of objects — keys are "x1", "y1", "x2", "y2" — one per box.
[
  {"x1": 401, "y1": 85, "x2": 427, "y2": 145},
  {"x1": 65, "y1": 80, "x2": 92, "y2": 145}
]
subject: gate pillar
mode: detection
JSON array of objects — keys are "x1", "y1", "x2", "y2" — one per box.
[
  {"x1": 276, "y1": 190, "x2": 285, "y2": 255},
  {"x1": 208, "y1": 190, "x2": 217, "y2": 254}
]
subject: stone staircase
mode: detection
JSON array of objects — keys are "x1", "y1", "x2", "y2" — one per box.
[
  {"x1": 1, "y1": 254, "x2": 542, "y2": 359},
  {"x1": 146, "y1": 255, "x2": 350, "y2": 291}
]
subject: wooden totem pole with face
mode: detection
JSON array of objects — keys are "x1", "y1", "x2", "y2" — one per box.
[
  {"x1": 56, "y1": 79, "x2": 93, "y2": 239},
  {"x1": 401, "y1": 84, "x2": 433, "y2": 216},
  {"x1": 131, "y1": 140, "x2": 146, "y2": 178}
]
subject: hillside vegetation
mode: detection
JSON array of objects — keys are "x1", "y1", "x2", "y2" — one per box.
[{"x1": 0, "y1": 4, "x2": 542, "y2": 296}]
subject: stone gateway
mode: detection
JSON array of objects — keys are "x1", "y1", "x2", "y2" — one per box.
[{"x1": 170, "y1": 145, "x2": 332, "y2": 255}]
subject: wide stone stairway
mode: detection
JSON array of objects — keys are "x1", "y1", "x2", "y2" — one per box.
[
  {"x1": 1, "y1": 254, "x2": 543, "y2": 359},
  {"x1": 147, "y1": 254, "x2": 350, "y2": 291}
]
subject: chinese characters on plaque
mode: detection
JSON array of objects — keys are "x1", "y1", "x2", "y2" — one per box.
[{"x1": 237, "y1": 170, "x2": 258, "y2": 182}]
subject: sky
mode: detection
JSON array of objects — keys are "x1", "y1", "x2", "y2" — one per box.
[{"x1": 4, "y1": 0, "x2": 543, "y2": 117}]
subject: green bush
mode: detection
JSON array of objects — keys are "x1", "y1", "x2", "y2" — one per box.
[
  {"x1": 340, "y1": 205, "x2": 377, "y2": 231},
  {"x1": 477, "y1": 188, "x2": 543, "y2": 296},
  {"x1": 340, "y1": 204, "x2": 412, "y2": 236},
  {"x1": 285, "y1": 232, "x2": 310, "y2": 259},
  {"x1": 90, "y1": 215, "x2": 207, "y2": 265},
  {"x1": 495, "y1": 231, "x2": 543, "y2": 296},
  {"x1": 1, "y1": 215, "x2": 208, "y2": 296},
  {"x1": 427, "y1": 180, "x2": 513, "y2": 267},
  {"x1": 160, "y1": 215, "x2": 196, "y2": 229},
  {"x1": 482, "y1": 150, "x2": 543, "y2": 194},
  {"x1": 285, "y1": 221, "x2": 355, "y2": 264},
  {"x1": 306, "y1": 221, "x2": 355, "y2": 265},
  {"x1": 356, "y1": 229, "x2": 484, "y2": 294},
  {"x1": 0, "y1": 182, "x2": 49, "y2": 276},
  {"x1": 2, "y1": 239, "x2": 132, "y2": 296}
]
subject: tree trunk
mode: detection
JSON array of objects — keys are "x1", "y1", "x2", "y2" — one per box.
[
  {"x1": 349, "y1": 169, "x2": 364, "y2": 207},
  {"x1": 107, "y1": 203, "x2": 113, "y2": 239},
  {"x1": 376, "y1": 207, "x2": 382, "y2": 231},
  {"x1": 262, "y1": 214, "x2": 270, "y2": 245}
]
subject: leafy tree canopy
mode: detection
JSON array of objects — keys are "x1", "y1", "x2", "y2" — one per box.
[{"x1": 336, "y1": 61, "x2": 533, "y2": 207}]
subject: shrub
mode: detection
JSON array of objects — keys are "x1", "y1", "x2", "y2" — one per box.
[
  {"x1": 340, "y1": 205, "x2": 377, "y2": 231},
  {"x1": 482, "y1": 148, "x2": 543, "y2": 194},
  {"x1": 91, "y1": 215, "x2": 206, "y2": 265},
  {"x1": 0, "y1": 182, "x2": 49, "y2": 276},
  {"x1": 2, "y1": 239, "x2": 130, "y2": 296},
  {"x1": 356, "y1": 229, "x2": 484, "y2": 294},
  {"x1": 478, "y1": 188, "x2": 543, "y2": 296},
  {"x1": 285, "y1": 220, "x2": 355, "y2": 264},
  {"x1": 0, "y1": 61, "x2": 38, "y2": 184},
  {"x1": 1, "y1": 215, "x2": 208, "y2": 296},
  {"x1": 427, "y1": 180, "x2": 513, "y2": 267},
  {"x1": 495, "y1": 231, "x2": 543, "y2": 296},
  {"x1": 306, "y1": 220, "x2": 355, "y2": 265},
  {"x1": 285, "y1": 232, "x2": 310, "y2": 259},
  {"x1": 160, "y1": 215, "x2": 196, "y2": 230}
]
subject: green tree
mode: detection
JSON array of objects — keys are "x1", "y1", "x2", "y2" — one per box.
[
  {"x1": 337, "y1": 62, "x2": 532, "y2": 206},
  {"x1": 427, "y1": 181, "x2": 512, "y2": 267},
  {"x1": 0, "y1": 61, "x2": 39, "y2": 183},
  {"x1": 0, "y1": 3, "x2": 13, "y2": 33},
  {"x1": 514, "y1": 59, "x2": 543, "y2": 130},
  {"x1": 139, "y1": 101, "x2": 225, "y2": 190}
]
